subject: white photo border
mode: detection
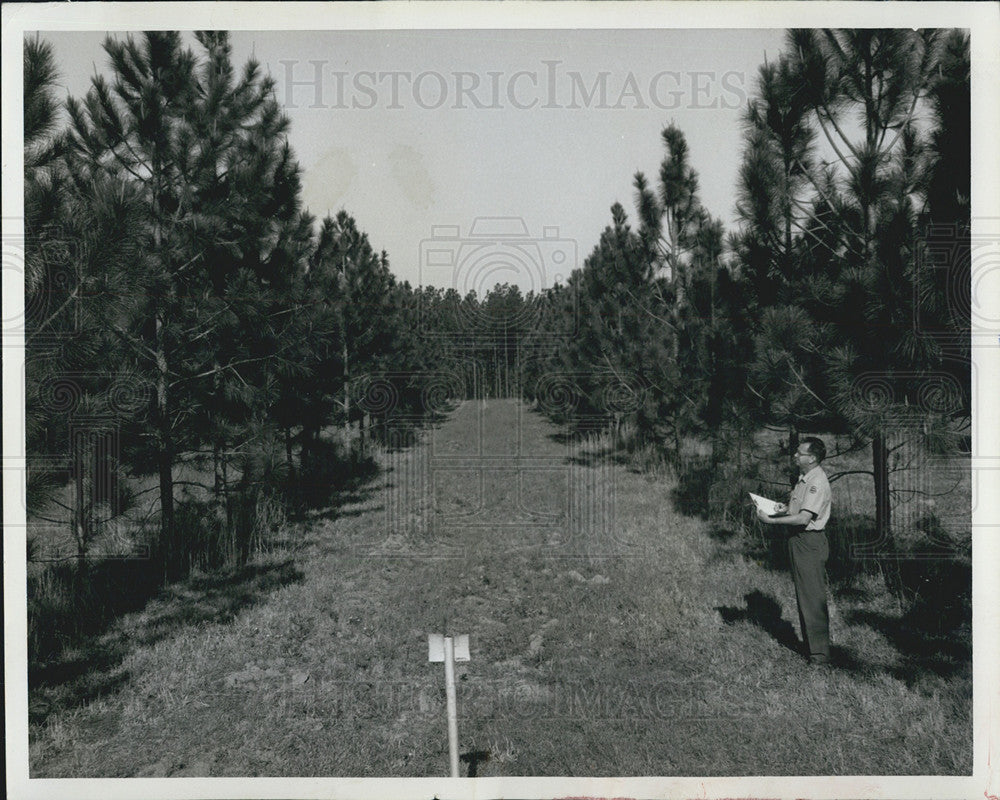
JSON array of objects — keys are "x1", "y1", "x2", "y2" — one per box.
[{"x1": 4, "y1": 2, "x2": 998, "y2": 799}]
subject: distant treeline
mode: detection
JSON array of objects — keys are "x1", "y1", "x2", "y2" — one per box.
[{"x1": 24, "y1": 30, "x2": 969, "y2": 585}]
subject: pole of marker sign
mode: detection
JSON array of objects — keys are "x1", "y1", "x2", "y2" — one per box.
[
  {"x1": 428, "y1": 633, "x2": 470, "y2": 777},
  {"x1": 443, "y1": 636, "x2": 460, "y2": 777}
]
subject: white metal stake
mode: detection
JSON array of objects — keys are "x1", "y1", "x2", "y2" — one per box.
[
  {"x1": 443, "y1": 636, "x2": 460, "y2": 778},
  {"x1": 428, "y1": 632, "x2": 469, "y2": 777}
]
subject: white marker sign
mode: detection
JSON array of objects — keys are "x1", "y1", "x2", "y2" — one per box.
[
  {"x1": 428, "y1": 633, "x2": 470, "y2": 662},
  {"x1": 427, "y1": 633, "x2": 470, "y2": 777}
]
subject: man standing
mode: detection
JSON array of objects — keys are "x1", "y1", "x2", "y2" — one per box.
[{"x1": 758, "y1": 436, "x2": 832, "y2": 665}]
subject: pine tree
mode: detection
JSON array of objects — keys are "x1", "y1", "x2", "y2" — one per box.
[
  {"x1": 64, "y1": 31, "x2": 313, "y2": 573},
  {"x1": 635, "y1": 125, "x2": 702, "y2": 294},
  {"x1": 24, "y1": 34, "x2": 72, "y2": 516},
  {"x1": 561, "y1": 202, "x2": 674, "y2": 442},
  {"x1": 917, "y1": 30, "x2": 970, "y2": 419},
  {"x1": 632, "y1": 124, "x2": 713, "y2": 458},
  {"x1": 733, "y1": 52, "x2": 824, "y2": 458},
  {"x1": 25, "y1": 35, "x2": 147, "y2": 560},
  {"x1": 175, "y1": 32, "x2": 315, "y2": 529},
  {"x1": 680, "y1": 214, "x2": 751, "y2": 465},
  {"x1": 782, "y1": 28, "x2": 950, "y2": 557},
  {"x1": 306, "y1": 211, "x2": 395, "y2": 448}
]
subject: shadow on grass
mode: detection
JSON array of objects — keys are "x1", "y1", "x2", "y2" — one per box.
[
  {"x1": 297, "y1": 501, "x2": 385, "y2": 526},
  {"x1": 29, "y1": 558, "x2": 303, "y2": 726},
  {"x1": 832, "y1": 583, "x2": 878, "y2": 602},
  {"x1": 544, "y1": 414, "x2": 641, "y2": 468},
  {"x1": 669, "y1": 461, "x2": 715, "y2": 519},
  {"x1": 366, "y1": 408, "x2": 454, "y2": 454},
  {"x1": 28, "y1": 410, "x2": 454, "y2": 729},
  {"x1": 844, "y1": 608, "x2": 971, "y2": 683},
  {"x1": 288, "y1": 413, "x2": 443, "y2": 521},
  {"x1": 706, "y1": 523, "x2": 739, "y2": 543},
  {"x1": 135, "y1": 560, "x2": 304, "y2": 645},
  {"x1": 287, "y1": 438, "x2": 382, "y2": 516},
  {"x1": 546, "y1": 432, "x2": 631, "y2": 470},
  {"x1": 820, "y1": 637, "x2": 971, "y2": 693},
  {"x1": 716, "y1": 589, "x2": 970, "y2": 685},
  {"x1": 461, "y1": 749, "x2": 492, "y2": 778},
  {"x1": 716, "y1": 590, "x2": 802, "y2": 656},
  {"x1": 740, "y1": 530, "x2": 791, "y2": 573}
]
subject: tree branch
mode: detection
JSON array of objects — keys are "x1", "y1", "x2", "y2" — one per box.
[
  {"x1": 828, "y1": 469, "x2": 874, "y2": 482},
  {"x1": 108, "y1": 322, "x2": 167, "y2": 367},
  {"x1": 783, "y1": 361, "x2": 831, "y2": 411},
  {"x1": 26, "y1": 282, "x2": 83, "y2": 344}
]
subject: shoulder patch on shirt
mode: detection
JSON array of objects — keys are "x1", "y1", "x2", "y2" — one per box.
[{"x1": 809, "y1": 486, "x2": 817, "y2": 493}]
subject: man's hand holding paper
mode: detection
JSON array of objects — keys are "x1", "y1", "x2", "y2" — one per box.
[{"x1": 748, "y1": 492, "x2": 787, "y2": 516}]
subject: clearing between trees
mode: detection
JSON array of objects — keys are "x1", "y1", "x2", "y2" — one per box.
[{"x1": 29, "y1": 399, "x2": 970, "y2": 778}]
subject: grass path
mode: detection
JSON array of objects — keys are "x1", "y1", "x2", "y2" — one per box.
[{"x1": 29, "y1": 400, "x2": 970, "y2": 777}]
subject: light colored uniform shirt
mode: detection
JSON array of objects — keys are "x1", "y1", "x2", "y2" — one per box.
[{"x1": 788, "y1": 465, "x2": 831, "y2": 531}]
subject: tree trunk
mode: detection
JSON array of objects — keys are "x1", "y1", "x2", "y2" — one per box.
[
  {"x1": 212, "y1": 361, "x2": 226, "y2": 526},
  {"x1": 872, "y1": 430, "x2": 890, "y2": 543},
  {"x1": 516, "y1": 344, "x2": 522, "y2": 401},
  {"x1": 155, "y1": 309, "x2": 175, "y2": 580},
  {"x1": 151, "y1": 153, "x2": 176, "y2": 581},
  {"x1": 213, "y1": 437, "x2": 227, "y2": 531},
  {"x1": 872, "y1": 430, "x2": 901, "y2": 595},
  {"x1": 72, "y1": 427, "x2": 88, "y2": 562},
  {"x1": 342, "y1": 337, "x2": 351, "y2": 448},
  {"x1": 156, "y1": 428, "x2": 175, "y2": 574},
  {"x1": 709, "y1": 427, "x2": 720, "y2": 470},
  {"x1": 285, "y1": 426, "x2": 295, "y2": 477},
  {"x1": 788, "y1": 426, "x2": 800, "y2": 488}
]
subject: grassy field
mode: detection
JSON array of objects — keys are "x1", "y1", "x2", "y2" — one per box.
[{"x1": 28, "y1": 399, "x2": 971, "y2": 777}]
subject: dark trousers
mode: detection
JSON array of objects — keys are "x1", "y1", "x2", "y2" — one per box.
[{"x1": 788, "y1": 529, "x2": 830, "y2": 661}]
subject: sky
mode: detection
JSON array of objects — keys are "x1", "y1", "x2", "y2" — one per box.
[{"x1": 40, "y1": 27, "x2": 790, "y2": 293}]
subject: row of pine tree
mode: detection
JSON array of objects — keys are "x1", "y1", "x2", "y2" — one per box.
[
  {"x1": 24, "y1": 30, "x2": 969, "y2": 597},
  {"x1": 523, "y1": 29, "x2": 970, "y2": 572}
]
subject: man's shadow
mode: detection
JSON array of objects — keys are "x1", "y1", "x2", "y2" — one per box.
[{"x1": 716, "y1": 590, "x2": 801, "y2": 654}]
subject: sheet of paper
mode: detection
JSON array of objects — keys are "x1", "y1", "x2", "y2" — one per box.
[{"x1": 748, "y1": 492, "x2": 784, "y2": 516}]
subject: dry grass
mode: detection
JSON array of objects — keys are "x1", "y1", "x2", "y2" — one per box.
[{"x1": 28, "y1": 400, "x2": 971, "y2": 777}]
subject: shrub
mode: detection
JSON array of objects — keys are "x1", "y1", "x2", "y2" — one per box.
[
  {"x1": 825, "y1": 513, "x2": 882, "y2": 586},
  {"x1": 291, "y1": 436, "x2": 378, "y2": 511},
  {"x1": 27, "y1": 555, "x2": 162, "y2": 670},
  {"x1": 899, "y1": 554, "x2": 971, "y2": 636}
]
